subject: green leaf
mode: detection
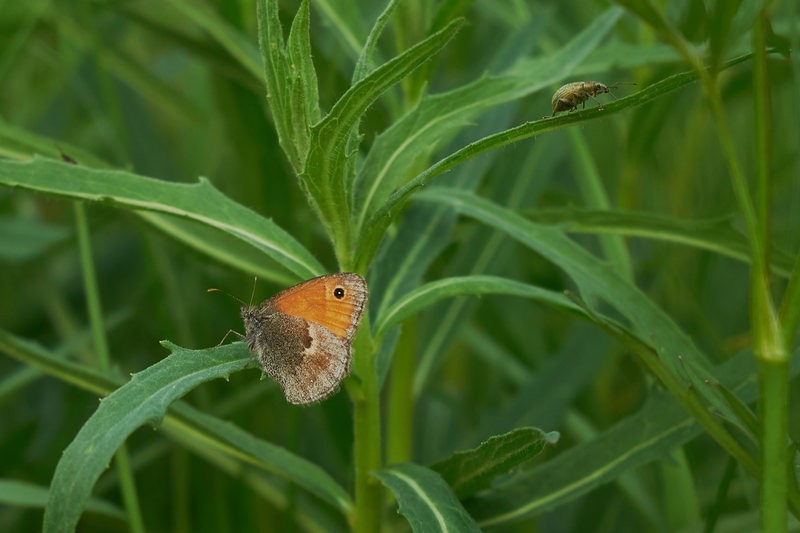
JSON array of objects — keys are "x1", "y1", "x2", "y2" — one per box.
[
  {"x1": 301, "y1": 17, "x2": 464, "y2": 263},
  {"x1": 286, "y1": 0, "x2": 320, "y2": 160},
  {"x1": 0, "y1": 330, "x2": 354, "y2": 520},
  {"x1": 165, "y1": 396, "x2": 353, "y2": 514},
  {"x1": 375, "y1": 463, "x2": 481, "y2": 533},
  {"x1": 0, "y1": 479, "x2": 124, "y2": 519},
  {"x1": 257, "y1": 0, "x2": 297, "y2": 169},
  {"x1": 526, "y1": 207, "x2": 795, "y2": 277},
  {"x1": 413, "y1": 188, "x2": 729, "y2": 417},
  {"x1": 352, "y1": 0, "x2": 399, "y2": 82},
  {"x1": 43, "y1": 342, "x2": 248, "y2": 533},
  {"x1": 137, "y1": 212, "x2": 297, "y2": 286},
  {"x1": 353, "y1": 6, "x2": 624, "y2": 246},
  {"x1": 431, "y1": 428, "x2": 559, "y2": 499},
  {"x1": 0, "y1": 157, "x2": 324, "y2": 279},
  {"x1": 468, "y1": 349, "x2": 800, "y2": 527},
  {"x1": 374, "y1": 275, "x2": 583, "y2": 338},
  {"x1": 359, "y1": 52, "x2": 757, "y2": 270}
]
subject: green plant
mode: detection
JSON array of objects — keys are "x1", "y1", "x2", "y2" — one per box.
[{"x1": 0, "y1": 0, "x2": 798, "y2": 531}]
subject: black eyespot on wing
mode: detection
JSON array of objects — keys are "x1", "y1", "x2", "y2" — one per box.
[{"x1": 334, "y1": 287, "x2": 345, "y2": 299}]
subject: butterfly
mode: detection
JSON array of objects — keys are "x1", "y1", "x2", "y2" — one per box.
[{"x1": 240, "y1": 273, "x2": 368, "y2": 404}]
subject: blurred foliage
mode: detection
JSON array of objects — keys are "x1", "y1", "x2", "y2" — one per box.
[{"x1": 0, "y1": 0, "x2": 799, "y2": 531}]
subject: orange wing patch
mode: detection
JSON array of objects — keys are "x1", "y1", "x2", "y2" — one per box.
[{"x1": 273, "y1": 273, "x2": 367, "y2": 341}]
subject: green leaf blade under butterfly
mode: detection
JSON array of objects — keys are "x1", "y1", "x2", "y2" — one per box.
[
  {"x1": 43, "y1": 343, "x2": 249, "y2": 533},
  {"x1": 0, "y1": 330, "x2": 354, "y2": 520}
]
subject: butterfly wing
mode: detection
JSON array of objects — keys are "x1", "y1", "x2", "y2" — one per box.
[
  {"x1": 271, "y1": 273, "x2": 367, "y2": 342},
  {"x1": 245, "y1": 313, "x2": 350, "y2": 404}
]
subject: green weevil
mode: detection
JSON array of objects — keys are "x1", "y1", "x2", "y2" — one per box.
[{"x1": 551, "y1": 81, "x2": 620, "y2": 116}]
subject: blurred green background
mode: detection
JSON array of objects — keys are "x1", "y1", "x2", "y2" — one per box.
[{"x1": 1, "y1": 0, "x2": 799, "y2": 531}]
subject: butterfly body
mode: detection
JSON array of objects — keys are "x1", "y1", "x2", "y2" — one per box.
[{"x1": 241, "y1": 273, "x2": 368, "y2": 405}]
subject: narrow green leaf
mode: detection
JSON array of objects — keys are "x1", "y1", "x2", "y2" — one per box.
[
  {"x1": 354, "y1": 7, "x2": 624, "y2": 242},
  {"x1": 165, "y1": 396, "x2": 354, "y2": 514},
  {"x1": 0, "y1": 479, "x2": 124, "y2": 519},
  {"x1": 361, "y1": 52, "x2": 755, "y2": 271},
  {"x1": 526, "y1": 207, "x2": 795, "y2": 277},
  {"x1": 257, "y1": 0, "x2": 297, "y2": 169},
  {"x1": 413, "y1": 188, "x2": 731, "y2": 418},
  {"x1": 137, "y1": 212, "x2": 296, "y2": 286},
  {"x1": 0, "y1": 158, "x2": 324, "y2": 279},
  {"x1": 375, "y1": 463, "x2": 481, "y2": 533},
  {"x1": 43, "y1": 342, "x2": 248, "y2": 533},
  {"x1": 352, "y1": 0, "x2": 400, "y2": 82},
  {"x1": 468, "y1": 349, "x2": 800, "y2": 527},
  {"x1": 431, "y1": 428, "x2": 559, "y2": 499},
  {"x1": 374, "y1": 275, "x2": 584, "y2": 338},
  {"x1": 0, "y1": 331, "x2": 354, "y2": 517},
  {"x1": 301, "y1": 17, "x2": 464, "y2": 261},
  {"x1": 286, "y1": 0, "x2": 320, "y2": 159}
]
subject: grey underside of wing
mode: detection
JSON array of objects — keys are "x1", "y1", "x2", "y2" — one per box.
[{"x1": 258, "y1": 317, "x2": 352, "y2": 404}]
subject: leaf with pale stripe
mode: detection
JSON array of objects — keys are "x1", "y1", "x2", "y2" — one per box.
[{"x1": 375, "y1": 463, "x2": 481, "y2": 533}]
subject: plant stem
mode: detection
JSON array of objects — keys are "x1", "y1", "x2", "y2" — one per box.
[
  {"x1": 74, "y1": 202, "x2": 145, "y2": 533},
  {"x1": 759, "y1": 357, "x2": 789, "y2": 532},
  {"x1": 350, "y1": 314, "x2": 382, "y2": 532},
  {"x1": 752, "y1": 10, "x2": 789, "y2": 531},
  {"x1": 386, "y1": 318, "x2": 417, "y2": 464}
]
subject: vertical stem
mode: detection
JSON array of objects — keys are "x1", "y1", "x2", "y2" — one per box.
[
  {"x1": 350, "y1": 314, "x2": 382, "y2": 532},
  {"x1": 74, "y1": 202, "x2": 145, "y2": 533},
  {"x1": 386, "y1": 318, "x2": 417, "y2": 463},
  {"x1": 752, "y1": 9, "x2": 789, "y2": 532},
  {"x1": 759, "y1": 357, "x2": 789, "y2": 532}
]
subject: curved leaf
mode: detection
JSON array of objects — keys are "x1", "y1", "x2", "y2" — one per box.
[
  {"x1": 431, "y1": 428, "x2": 559, "y2": 499},
  {"x1": 469, "y1": 349, "x2": 800, "y2": 527},
  {"x1": 374, "y1": 275, "x2": 583, "y2": 338},
  {"x1": 41, "y1": 341, "x2": 353, "y2": 532},
  {"x1": 0, "y1": 330, "x2": 354, "y2": 522},
  {"x1": 353, "y1": 7, "x2": 624, "y2": 235},
  {"x1": 0, "y1": 157, "x2": 324, "y2": 279},
  {"x1": 301, "y1": 17, "x2": 465, "y2": 260},
  {"x1": 527, "y1": 207, "x2": 795, "y2": 277},
  {"x1": 358, "y1": 53, "x2": 755, "y2": 268},
  {"x1": 43, "y1": 342, "x2": 247, "y2": 532},
  {"x1": 375, "y1": 463, "x2": 481, "y2": 533}
]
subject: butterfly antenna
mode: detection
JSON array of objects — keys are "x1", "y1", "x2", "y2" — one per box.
[
  {"x1": 207, "y1": 287, "x2": 248, "y2": 307},
  {"x1": 248, "y1": 276, "x2": 258, "y2": 307}
]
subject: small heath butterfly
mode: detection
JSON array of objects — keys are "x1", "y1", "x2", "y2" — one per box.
[{"x1": 241, "y1": 273, "x2": 368, "y2": 405}]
